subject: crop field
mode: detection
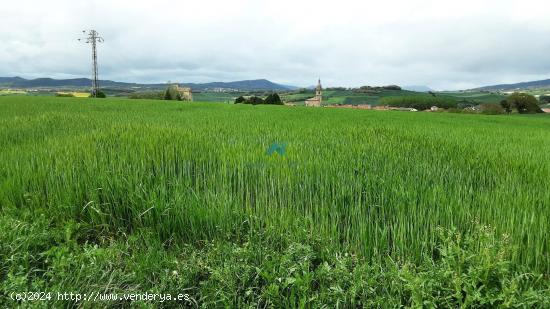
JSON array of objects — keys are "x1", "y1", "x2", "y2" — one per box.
[
  {"x1": 1, "y1": 96, "x2": 549, "y2": 307},
  {"x1": 56, "y1": 91, "x2": 91, "y2": 98},
  {"x1": 523, "y1": 89, "x2": 550, "y2": 96},
  {"x1": 0, "y1": 89, "x2": 27, "y2": 96},
  {"x1": 439, "y1": 91, "x2": 507, "y2": 104},
  {"x1": 282, "y1": 89, "x2": 419, "y2": 105},
  {"x1": 283, "y1": 89, "x2": 506, "y2": 106},
  {"x1": 192, "y1": 92, "x2": 238, "y2": 103}
]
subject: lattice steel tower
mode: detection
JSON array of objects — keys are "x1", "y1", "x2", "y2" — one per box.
[{"x1": 79, "y1": 30, "x2": 104, "y2": 97}]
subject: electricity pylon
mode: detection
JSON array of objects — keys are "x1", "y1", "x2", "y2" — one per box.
[{"x1": 79, "y1": 30, "x2": 104, "y2": 97}]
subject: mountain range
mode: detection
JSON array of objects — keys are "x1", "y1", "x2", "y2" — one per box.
[
  {"x1": 0, "y1": 77, "x2": 297, "y2": 91},
  {"x1": 4, "y1": 76, "x2": 550, "y2": 92},
  {"x1": 473, "y1": 78, "x2": 550, "y2": 91}
]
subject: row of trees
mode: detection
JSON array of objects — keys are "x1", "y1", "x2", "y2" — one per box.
[
  {"x1": 378, "y1": 92, "x2": 544, "y2": 114},
  {"x1": 235, "y1": 93, "x2": 283, "y2": 105},
  {"x1": 353, "y1": 85, "x2": 402, "y2": 93},
  {"x1": 379, "y1": 95, "x2": 458, "y2": 110},
  {"x1": 128, "y1": 85, "x2": 193, "y2": 101},
  {"x1": 128, "y1": 87, "x2": 187, "y2": 101},
  {"x1": 500, "y1": 93, "x2": 543, "y2": 114},
  {"x1": 128, "y1": 91, "x2": 165, "y2": 100}
]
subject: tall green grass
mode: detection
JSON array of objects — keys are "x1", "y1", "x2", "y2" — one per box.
[{"x1": 1, "y1": 96, "x2": 549, "y2": 306}]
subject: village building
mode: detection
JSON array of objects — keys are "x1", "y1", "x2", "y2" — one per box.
[
  {"x1": 305, "y1": 79, "x2": 322, "y2": 107},
  {"x1": 175, "y1": 85, "x2": 193, "y2": 101}
]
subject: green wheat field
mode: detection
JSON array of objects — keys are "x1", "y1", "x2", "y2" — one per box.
[{"x1": 1, "y1": 96, "x2": 549, "y2": 307}]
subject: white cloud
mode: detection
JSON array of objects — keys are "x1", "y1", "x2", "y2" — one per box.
[{"x1": 1, "y1": 0, "x2": 550, "y2": 89}]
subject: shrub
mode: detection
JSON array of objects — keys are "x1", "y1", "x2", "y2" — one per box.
[
  {"x1": 506, "y1": 93, "x2": 543, "y2": 114},
  {"x1": 380, "y1": 96, "x2": 457, "y2": 110},
  {"x1": 55, "y1": 93, "x2": 74, "y2": 97},
  {"x1": 480, "y1": 103, "x2": 505, "y2": 115}
]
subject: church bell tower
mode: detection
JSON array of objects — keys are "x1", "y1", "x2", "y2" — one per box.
[{"x1": 315, "y1": 78, "x2": 322, "y2": 103}]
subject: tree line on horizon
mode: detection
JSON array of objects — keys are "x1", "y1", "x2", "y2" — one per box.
[{"x1": 235, "y1": 93, "x2": 283, "y2": 105}]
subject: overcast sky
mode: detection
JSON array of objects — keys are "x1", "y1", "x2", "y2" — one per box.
[{"x1": 1, "y1": 0, "x2": 550, "y2": 90}]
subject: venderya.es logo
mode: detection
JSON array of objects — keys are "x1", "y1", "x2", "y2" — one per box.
[{"x1": 266, "y1": 142, "x2": 286, "y2": 156}]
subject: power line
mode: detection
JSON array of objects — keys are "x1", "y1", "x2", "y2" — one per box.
[{"x1": 78, "y1": 30, "x2": 104, "y2": 97}]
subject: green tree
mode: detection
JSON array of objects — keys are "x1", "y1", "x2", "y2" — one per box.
[
  {"x1": 235, "y1": 96, "x2": 245, "y2": 104},
  {"x1": 164, "y1": 89, "x2": 172, "y2": 100},
  {"x1": 379, "y1": 95, "x2": 457, "y2": 110},
  {"x1": 248, "y1": 96, "x2": 264, "y2": 105},
  {"x1": 264, "y1": 93, "x2": 283, "y2": 105},
  {"x1": 164, "y1": 85, "x2": 182, "y2": 101},
  {"x1": 500, "y1": 100, "x2": 512, "y2": 114},
  {"x1": 93, "y1": 90, "x2": 106, "y2": 98},
  {"x1": 506, "y1": 93, "x2": 543, "y2": 114}
]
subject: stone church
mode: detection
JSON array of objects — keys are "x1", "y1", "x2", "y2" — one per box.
[
  {"x1": 305, "y1": 79, "x2": 322, "y2": 107},
  {"x1": 175, "y1": 85, "x2": 193, "y2": 101}
]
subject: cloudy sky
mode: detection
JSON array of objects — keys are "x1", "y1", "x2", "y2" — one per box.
[{"x1": 1, "y1": 0, "x2": 550, "y2": 90}]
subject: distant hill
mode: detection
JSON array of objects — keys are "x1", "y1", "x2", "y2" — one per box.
[
  {"x1": 474, "y1": 79, "x2": 550, "y2": 91},
  {"x1": 180, "y1": 79, "x2": 298, "y2": 91},
  {"x1": 0, "y1": 77, "x2": 296, "y2": 91},
  {"x1": 403, "y1": 85, "x2": 433, "y2": 92}
]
